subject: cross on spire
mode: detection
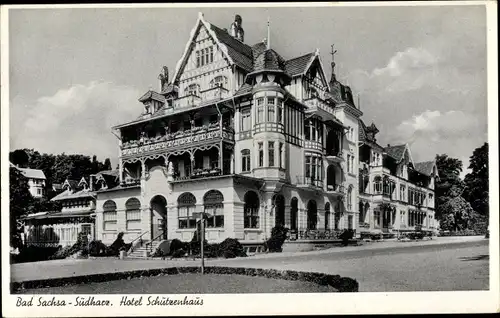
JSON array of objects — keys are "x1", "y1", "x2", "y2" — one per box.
[{"x1": 330, "y1": 44, "x2": 338, "y2": 83}]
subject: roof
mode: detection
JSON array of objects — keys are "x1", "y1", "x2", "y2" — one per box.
[
  {"x1": 358, "y1": 119, "x2": 368, "y2": 142},
  {"x1": 252, "y1": 49, "x2": 287, "y2": 73},
  {"x1": 51, "y1": 188, "x2": 95, "y2": 201},
  {"x1": 63, "y1": 179, "x2": 79, "y2": 190},
  {"x1": 52, "y1": 183, "x2": 63, "y2": 190},
  {"x1": 209, "y1": 24, "x2": 253, "y2": 71},
  {"x1": 414, "y1": 161, "x2": 436, "y2": 176},
  {"x1": 138, "y1": 90, "x2": 166, "y2": 103},
  {"x1": 384, "y1": 144, "x2": 407, "y2": 161},
  {"x1": 284, "y1": 52, "x2": 315, "y2": 77},
  {"x1": 23, "y1": 210, "x2": 94, "y2": 220},
  {"x1": 96, "y1": 170, "x2": 120, "y2": 178},
  {"x1": 234, "y1": 83, "x2": 253, "y2": 96},
  {"x1": 17, "y1": 168, "x2": 46, "y2": 180}
]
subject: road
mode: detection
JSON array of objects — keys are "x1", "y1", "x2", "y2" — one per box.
[
  {"x1": 11, "y1": 238, "x2": 489, "y2": 292},
  {"x1": 212, "y1": 239, "x2": 489, "y2": 292}
]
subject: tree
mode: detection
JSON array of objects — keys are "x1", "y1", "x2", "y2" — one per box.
[
  {"x1": 9, "y1": 149, "x2": 30, "y2": 168},
  {"x1": 463, "y1": 142, "x2": 489, "y2": 218},
  {"x1": 103, "y1": 158, "x2": 112, "y2": 171},
  {"x1": 437, "y1": 196, "x2": 475, "y2": 231},
  {"x1": 434, "y1": 154, "x2": 464, "y2": 220},
  {"x1": 9, "y1": 167, "x2": 33, "y2": 248}
]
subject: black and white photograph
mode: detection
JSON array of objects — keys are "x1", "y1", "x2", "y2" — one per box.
[{"x1": 2, "y1": 2, "x2": 498, "y2": 316}]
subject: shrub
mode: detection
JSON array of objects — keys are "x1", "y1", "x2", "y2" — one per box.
[
  {"x1": 265, "y1": 225, "x2": 289, "y2": 253},
  {"x1": 339, "y1": 229, "x2": 354, "y2": 246},
  {"x1": 218, "y1": 238, "x2": 247, "y2": 258},
  {"x1": 108, "y1": 232, "x2": 131, "y2": 256},
  {"x1": 89, "y1": 240, "x2": 110, "y2": 256}
]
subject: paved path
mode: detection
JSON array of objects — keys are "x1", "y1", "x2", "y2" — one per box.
[{"x1": 11, "y1": 236, "x2": 488, "y2": 289}]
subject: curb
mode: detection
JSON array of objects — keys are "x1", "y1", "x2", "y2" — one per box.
[{"x1": 11, "y1": 266, "x2": 359, "y2": 293}]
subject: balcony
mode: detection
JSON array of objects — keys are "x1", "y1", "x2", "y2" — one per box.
[
  {"x1": 120, "y1": 124, "x2": 234, "y2": 157},
  {"x1": 325, "y1": 150, "x2": 344, "y2": 163},
  {"x1": 173, "y1": 167, "x2": 223, "y2": 182},
  {"x1": 172, "y1": 87, "x2": 230, "y2": 110},
  {"x1": 296, "y1": 175, "x2": 323, "y2": 189},
  {"x1": 304, "y1": 140, "x2": 323, "y2": 152},
  {"x1": 304, "y1": 97, "x2": 335, "y2": 114},
  {"x1": 326, "y1": 183, "x2": 346, "y2": 196}
]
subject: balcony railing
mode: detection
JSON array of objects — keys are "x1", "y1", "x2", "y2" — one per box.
[
  {"x1": 304, "y1": 97, "x2": 335, "y2": 114},
  {"x1": 325, "y1": 150, "x2": 344, "y2": 162},
  {"x1": 304, "y1": 140, "x2": 323, "y2": 151},
  {"x1": 173, "y1": 167, "x2": 223, "y2": 181},
  {"x1": 121, "y1": 125, "x2": 234, "y2": 157},
  {"x1": 173, "y1": 94, "x2": 202, "y2": 109},
  {"x1": 288, "y1": 229, "x2": 345, "y2": 241},
  {"x1": 172, "y1": 87, "x2": 230, "y2": 110},
  {"x1": 326, "y1": 183, "x2": 346, "y2": 195},
  {"x1": 296, "y1": 175, "x2": 323, "y2": 189}
]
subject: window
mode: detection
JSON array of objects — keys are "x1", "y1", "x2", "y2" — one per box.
[
  {"x1": 244, "y1": 191, "x2": 260, "y2": 228},
  {"x1": 347, "y1": 155, "x2": 351, "y2": 173},
  {"x1": 240, "y1": 108, "x2": 251, "y2": 131},
  {"x1": 347, "y1": 186, "x2": 353, "y2": 211},
  {"x1": 374, "y1": 176, "x2": 382, "y2": 194},
  {"x1": 241, "y1": 149, "x2": 251, "y2": 172},
  {"x1": 374, "y1": 209, "x2": 381, "y2": 227},
  {"x1": 204, "y1": 190, "x2": 224, "y2": 228},
  {"x1": 305, "y1": 120, "x2": 311, "y2": 140},
  {"x1": 210, "y1": 75, "x2": 228, "y2": 89},
  {"x1": 279, "y1": 142, "x2": 284, "y2": 168},
  {"x1": 178, "y1": 192, "x2": 197, "y2": 229},
  {"x1": 400, "y1": 185, "x2": 406, "y2": 202},
  {"x1": 256, "y1": 98, "x2": 264, "y2": 123},
  {"x1": 267, "y1": 97, "x2": 275, "y2": 122},
  {"x1": 258, "y1": 142, "x2": 264, "y2": 167},
  {"x1": 37, "y1": 189, "x2": 42, "y2": 195},
  {"x1": 268, "y1": 141, "x2": 275, "y2": 167},
  {"x1": 103, "y1": 200, "x2": 117, "y2": 231},
  {"x1": 400, "y1": 211, "x2": 405, "y2": 226},
  {"x1": 305, "y1": 155, "x2": 322, "y2": 184},
  {"x1": 277, "y1": 99, "x2": 283, "y2": 123},
  {"x1": 125, "y1": 198, "x2": 142, "y2": 231},
  {"x1": 325, "y1": 203, "x2": 330, "y2": 230},
  {"x1": 184, "y1": 83, "x2": 200, "y2": 96},
  {"x1": 196, "y1": 46, "x2": 214, "y2": 68}
]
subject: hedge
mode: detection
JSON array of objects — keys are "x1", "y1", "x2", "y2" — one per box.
[{"x1": 11, "y1": 266, "x2": 359, "y2": 293}]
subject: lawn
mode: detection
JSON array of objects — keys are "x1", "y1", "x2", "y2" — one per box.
[{"x1": 15, "y1": 274, "x2": 338, "y2": 294}]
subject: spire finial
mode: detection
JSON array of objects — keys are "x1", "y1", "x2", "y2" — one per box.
[
  {"x1": 267, "y1": 16, "x2": 271, "y2": 50},
  {"x1": 330, "y1": 44, "x2": 337, "y2": 83}
]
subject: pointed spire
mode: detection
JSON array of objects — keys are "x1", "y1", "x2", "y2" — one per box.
[
  {"x1": 267, "y1": 16, "x2": 271, "y2": 50},
  {"x1": 330, "y1": 44, "x2": 337, "y2": 83}
]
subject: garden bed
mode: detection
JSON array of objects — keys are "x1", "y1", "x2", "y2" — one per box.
[{"x1": 12, "y1": 266, "x2": 359, "y2": 293}]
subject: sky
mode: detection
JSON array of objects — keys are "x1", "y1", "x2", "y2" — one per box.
[{"x1": 8, "y1": 4, "x2": 488, "y2": 177}]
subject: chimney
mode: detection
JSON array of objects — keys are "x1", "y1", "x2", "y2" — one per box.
[{"x1": 230, "y1": 14, "x2": 244, "y2": 42}]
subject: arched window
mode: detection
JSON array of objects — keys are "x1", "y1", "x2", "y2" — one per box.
[
  {"x1": 274, "y1": 194, "x2": 285, "y2": 227},
  {"x1": 210, "y1": 76, "x2": 228, "y2": 89},
  {"x1": 244, "y1": 191, "x2": 260, "y2": 228},
  {"x1": 347, "y1": 186, "x2": 353, "y2": 211},
  {"x1": 241, "y1": 149, "x2": 251, "y2": 172},
  {"x1": 325, "y1": 202, "x2": 331, "y2": 230},
  {"x1": 125, "y1": 198, "x2": 141, "y2": 231},
  {"x1": 374, "y1": 176, "x2": 382, "y2": 194},
  {"x1": 184, "y1": 84, "x2": 200, "y2": 96},
  {"x1": 307, "y1": 200, "x2": 318, "y2": 230},
  {"x1": 178, "y1": 192, "x2": 197, "y2": 229},
  {"x1": 204, "y1": 190, "x2": 224, "y2": 228},
  {"x1": 103, "y1": 200, "x2": 117, "y2": 231}
]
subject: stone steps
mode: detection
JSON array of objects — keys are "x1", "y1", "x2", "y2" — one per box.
[{"x1": 127, "y1": 241, "x2": 162, "y2": 259}]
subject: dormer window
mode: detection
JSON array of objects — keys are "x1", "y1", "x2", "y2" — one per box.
[
  {"x1": 196, "y1": 46, "x2": 214, "y2": 68},
  {"x1": 184, "y1": 84, "x2": 200, "y2": 96},
  {"x1": 210, "y1": 76, "x2": 228, "y2": 89}
]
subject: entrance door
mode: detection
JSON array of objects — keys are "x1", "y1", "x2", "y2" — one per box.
[{"x1": 150, "y1": 196, "x2": 167, "y2": 240}]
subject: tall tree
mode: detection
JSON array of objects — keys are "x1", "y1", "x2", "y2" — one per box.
[
  {"x1": 463, "y1": 142, "x2": 489, "y2": 218},
  {"x1": 436, "y1": 196, "x2": 475, "y2": 231},
  {"x1": 9, "y1": 167, "x2": 33, "y2": 248},
  {"x1": 434, "y1": 154, "x2": 464, "y2": 220},
  {"x1": 9, "y1": 149, "x2": 30, "y2": 168}
]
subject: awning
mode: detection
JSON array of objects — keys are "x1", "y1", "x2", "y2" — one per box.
[{"x1": 23, "y1": 210, "x2": 95, "y2": 220}]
